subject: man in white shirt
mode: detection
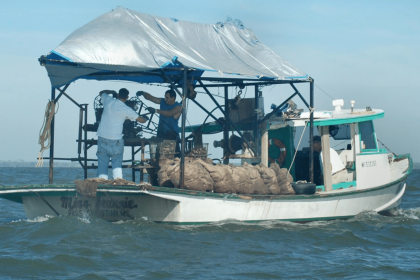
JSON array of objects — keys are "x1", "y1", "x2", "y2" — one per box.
[
  {"x1": 96, "y1": 88, "x2": 148, "y2": 180},
  {"x1": 312, "y1": 135, "x2": 348, "y2": 184}
]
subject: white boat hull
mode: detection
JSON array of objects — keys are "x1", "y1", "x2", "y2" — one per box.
[{"x1": 13, "y1": 179, "x2": 406, "y2": 224}]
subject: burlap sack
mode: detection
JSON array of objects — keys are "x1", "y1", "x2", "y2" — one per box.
[
  {"x1": 184, "y1": 159, "x2": 214, "y2": 191},
  {"x1": 242, "y1": 162, "x2": 265, "y2": 194},
  {"x1": 230, "y1": 165, "x2": 253, "y2": 194},
  {"x1": 158, "y1": 164, "x2": 173, "y2": 187},
  {"x1": 252, "y1": 164, "x2": 275, "y2": 195},
  {"x1": 198, "y1": 159, "x2": 234, "y2": 193},
  {"x1": 168, "y1": 158, "x2": 214, "y2": 191},
  {"x1": 75, "y1": 180, "x2": 99, "y2": 197},
  {"x1": 158, "y1": 158, "x2": 173, "y2": 168},
  {"x1": 270, "y1": 163, "x2": 295, "y2": 194},
  {"x1": 158, "y1": 158, "x2": 178, "y2": 187}
]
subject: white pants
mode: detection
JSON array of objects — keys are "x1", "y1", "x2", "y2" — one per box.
[
  {"x1": 113, "y1": 168, "x2": 123, "y2": 179},
  {"x1": 97, "y1": 168, "x2": 123, "y2": 180}
]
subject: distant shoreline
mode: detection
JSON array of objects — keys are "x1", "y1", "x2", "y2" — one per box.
[{"x1": 0, "y1": 161, "x2": 80, "y2": 168}]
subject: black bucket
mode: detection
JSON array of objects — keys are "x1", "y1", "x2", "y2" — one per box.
[{"x1": 291, "y1": 183, "x2": 317, "y2": 195}]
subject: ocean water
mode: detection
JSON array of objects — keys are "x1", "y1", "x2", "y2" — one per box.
[{"x1": 0, "y1": 167, "x2": 419, "y2": 279}]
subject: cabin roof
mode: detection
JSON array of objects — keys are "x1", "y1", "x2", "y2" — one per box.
[
  {"x1": 268, "y1": 109, "x2": 384, "y2": 130},
  {"x1": 39, "y1": 7, "x2": 308, "y2": 88}
]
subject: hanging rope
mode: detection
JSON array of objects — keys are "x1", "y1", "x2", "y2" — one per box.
[
  {"x1": 377, "y1": 138, "x2": 397, "y2": 157},
  {"x1": 36, "y1": 100, "x2": 58, "y2": 167},
  {"x1": 288, "y1": 107, "x2": 315, "y2": 175},
  {"x1": 332, "y1": 140, "x2": 351, "y2": 149},
  {"x1": 315, "y1": 84, "x2": 335, "y2": 100}
]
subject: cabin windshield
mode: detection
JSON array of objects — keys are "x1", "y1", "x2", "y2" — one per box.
[
  {"x1": 359, "y1": 121, "x2": 377, "y2": 150},
  {"x1": 329, "y1": 124, "x2": 351, "y2": 140},
  {"x1": 293, "y1": 124, "x2": 351, "y2": 153}
]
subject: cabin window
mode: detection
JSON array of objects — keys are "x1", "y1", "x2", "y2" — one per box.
[
  {"x1": 329, "y1": 124, "x2": 351, "y2": 140},
  {"x1": 359, "y1": 121, "x2": 377, "y2": 151}
]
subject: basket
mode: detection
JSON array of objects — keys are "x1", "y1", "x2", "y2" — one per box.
[
  {"x1": 158, "y1": 140, "x2": 176, "y2": 159},
  {"x1": 186, "y1": 143, "x2": 208, "y2": 160}
]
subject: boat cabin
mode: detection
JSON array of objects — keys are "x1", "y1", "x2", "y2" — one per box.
[{"x1": 266, "y1": 103, "x2": 387, "y2": 192}]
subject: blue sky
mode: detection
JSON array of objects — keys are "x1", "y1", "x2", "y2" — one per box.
[{"x1": 0, "y1": 0, "x2": 419, "y2": 163}]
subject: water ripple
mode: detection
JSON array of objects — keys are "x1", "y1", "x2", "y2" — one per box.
[{"x1": 0, "y1": 168, "x2": 420, "y2": 279}]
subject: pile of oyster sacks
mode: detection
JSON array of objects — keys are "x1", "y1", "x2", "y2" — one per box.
[{"x1": 158, "y1": 158, "x2": 295, "y2": 195}]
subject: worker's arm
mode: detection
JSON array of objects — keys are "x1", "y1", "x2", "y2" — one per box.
[
  {"x1": 137, "y1": 91, "x2": 161, "y2": 104},
  {"x1": 157, "y1": 104, "x2": 182, "y2": 119},
  {"x1": 136, "y1": 116, "x2": 148, "y2": 123}
]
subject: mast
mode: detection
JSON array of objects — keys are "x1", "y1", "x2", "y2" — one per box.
[
  {"x1": 223, "y1": 86, "x2": 229, "y2": 164},
  {"x1": 49, "y1": 88, "x2": 56, "y2": 184},
  {"x1": 309, "y1": 78, "x2": 314, "y2": 183},
  {"x1": 180, "y1": 69, "x2": 187, "y2": 188}
]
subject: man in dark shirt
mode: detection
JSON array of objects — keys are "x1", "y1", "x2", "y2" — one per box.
[{"x1": 137, "y1": 89, "x2": 182, "y2": 154}]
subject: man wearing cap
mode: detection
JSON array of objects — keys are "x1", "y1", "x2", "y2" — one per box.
[
  {"x1": 96, "y1": 88, "x2": 148, "y2": 180},
  {"x1": 312, "y1": 135, "x2": 348, "y2": 184}
]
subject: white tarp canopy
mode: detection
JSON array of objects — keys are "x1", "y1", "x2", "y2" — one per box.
[{"x1": 41, "y1": 7, "x2": 307, "y2": 88}]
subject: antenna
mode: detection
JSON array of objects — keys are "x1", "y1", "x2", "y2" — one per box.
[{"x1": 350, "y1": 100, "x2": 355, "y2": 113}]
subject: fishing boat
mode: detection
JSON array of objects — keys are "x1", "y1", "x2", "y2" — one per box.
[{"x1": 0, "y1": 8, "x2": 412, "y2": 223}]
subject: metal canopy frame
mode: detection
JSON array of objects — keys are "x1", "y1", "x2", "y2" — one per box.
[{"x1": 41, "y1": 60, "x2": 315, "y2": 186}]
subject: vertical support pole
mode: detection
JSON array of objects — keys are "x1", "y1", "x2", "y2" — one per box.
[
  {"x1": 254, "y1": 85, "x2": 260, "y2": 158},
  {"x1": 49, "y1": 88, "x2": 56, "y2": 184},
  {"x1": 351, "y1": 123, "x2": 357, "y2": 155},
  {"x1": 223, "y1": 86, "x2": 230, "y2": 164},
  {"x1": 78, "y1": 107, "x2": 83, "y2": 157},
  {"x1": 309, "y1": 79, "x2": 314, "y2": 183},
  {"x1": 320, "y1": 126, "x2": 333, "y2": 191},
  {"x1": 140, "y1": 143, "x2": 145, "y2": 182},
  {"x1": 261, "y1": 127, "x2": 268, "y2": 166},
  {"x1": 140, "y1": 168, "x2": 144, "y2": 182},
  {"x1": 180, "y1": 69, "x2": 187, "y2": 188},
  {"x1": 132, "y1": 146, "x2": 136, "y2": 182},
  {"x1": 83, "y1": 104, "x2": 88, "y2": 179}
]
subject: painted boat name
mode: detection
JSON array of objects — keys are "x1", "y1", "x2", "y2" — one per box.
[
  {"x1": 60, "y1": 196, "x2": 138, "y2": 210},
  {"x1": 361, "y1": 160, "x2": 377, "y2": 167}
]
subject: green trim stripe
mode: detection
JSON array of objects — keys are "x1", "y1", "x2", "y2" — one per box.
[{"x1": 316, "y1": 181, "x2": 357, "y2": 192}]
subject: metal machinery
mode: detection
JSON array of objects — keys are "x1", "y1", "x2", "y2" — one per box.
[
  {"x1": 37, "y1": 9, "x2": 316, "y2": 186},
  {"x1": 89, "y1": 94, "x2": 158, "y2": 139},
  {"x1": 40, "y1": 72, "x2": 314, "y2": 186}
]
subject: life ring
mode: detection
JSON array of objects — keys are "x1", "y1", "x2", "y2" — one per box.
[{"x1": 268, "y1": 138, "x2": 287, "y2": 166}]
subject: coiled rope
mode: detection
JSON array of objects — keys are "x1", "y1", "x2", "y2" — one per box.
[{"x1": 36, "y1": 100, "x2": 58, "y2": 167}]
